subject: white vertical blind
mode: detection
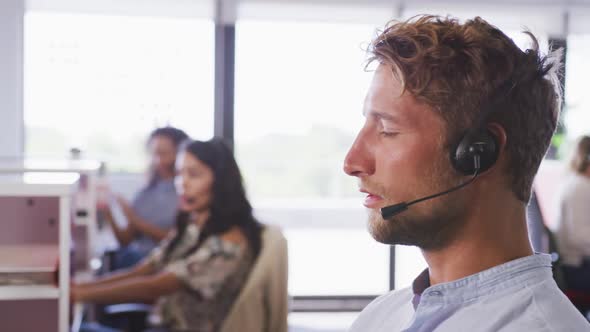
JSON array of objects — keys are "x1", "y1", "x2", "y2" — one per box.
[
  {"x1": 26, "y1": 0, "x2": 214, "y2": 18},
  {"x1": 22, "y1": 0, "x2": 590, "y2": 36},
  {"x1": 402, "y1": 2, "x2": 567, "y2": 38},
  {"x1": 237, "y1": 1, "x2": 395, "y2": 25},
  {"x1": 234, "y1": 0, "x2": 590, "y2": 36}
]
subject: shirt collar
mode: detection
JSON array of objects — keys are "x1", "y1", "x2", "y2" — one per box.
[
  {"x1": 412, "y1": 268, "x2": 431, "y2": 296},
  {"x1": 411, "y1": 253, "x2": 553, "y2": 307}
]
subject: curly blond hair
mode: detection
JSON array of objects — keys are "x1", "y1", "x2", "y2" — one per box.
[{"x1": 368, "y1": 15, "x2": 562, "y2": 202}]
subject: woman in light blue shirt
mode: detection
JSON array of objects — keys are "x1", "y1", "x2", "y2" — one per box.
[{"x1": 100, "y1": 126, "x2": 189, "y2": 269}]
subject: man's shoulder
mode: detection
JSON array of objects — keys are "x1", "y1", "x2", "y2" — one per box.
[
  {"x1": 526, "y1": 279, "x2": 590, "y2": 331},
  {"x1": 368, "y1": 287, "x2": 413, "y2": 307},
  {"x1": 348, "y1": 287, "x2": 414, "y2": 332}
]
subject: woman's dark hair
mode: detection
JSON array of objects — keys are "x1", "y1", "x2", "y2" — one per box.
[
  {"x1": 146, "y1": 126, "x2": 189, "y2": 188},
  {"x1": 164, "y1": 138, "x2": 263, "y2": 260}
]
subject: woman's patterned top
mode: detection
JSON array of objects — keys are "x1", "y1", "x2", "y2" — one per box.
[{"x1": 145, "y1": 223, "x2": 254, "y2": 332}]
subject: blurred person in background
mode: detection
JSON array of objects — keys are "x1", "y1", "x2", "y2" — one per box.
[
  {"x1": 555, "y1": 135, "x2": 590, "y2": 292},
  {"x1": 99, "y1": 126, "x2": 189, "y2": 269},
  {"x1": 74, "y1": 138, "x2": 264, "y2": 332}
]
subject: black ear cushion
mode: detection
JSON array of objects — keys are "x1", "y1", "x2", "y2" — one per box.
[{"x1": 451, "y1": 129, "x2": 499, "y2": 175}]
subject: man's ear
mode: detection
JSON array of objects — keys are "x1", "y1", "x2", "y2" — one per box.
[
  {"x1": 487, "y1": 123, "x2": 507, "y2": 150},
  {"x1": 486, "y1": 122, "x2": 508, "y2": 172}
]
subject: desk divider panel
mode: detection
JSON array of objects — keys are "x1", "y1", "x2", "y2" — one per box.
[
  {"x1": 0, "y1": 299, "x2": 58, "y2": 332},
  {"x1": 0, "y1": 196, "x2": 59, "y2": 244}
]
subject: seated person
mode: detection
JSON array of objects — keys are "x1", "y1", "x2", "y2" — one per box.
[
  {"x1": 100, "y1": 126, "x2": 189, "y2": 269},
  {"x1": 344, "y1": 15, "x2": 589, "y2": 331},
  {"x1": 74, "y1": 138, "x2": 264, "y2": 332},
  {"x1": 556, "y1": 135, "x2": 590, "y2": 292}
]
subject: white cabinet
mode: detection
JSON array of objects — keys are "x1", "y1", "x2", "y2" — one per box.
[
  {"x1": 0, "y1": 173, "x2": 78, "y2": 332},
  {"x1": 0, "y1": 159, "x2": 101, "y2": 268}
]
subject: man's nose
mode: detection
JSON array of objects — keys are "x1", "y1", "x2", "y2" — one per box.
[{"x1": 343, "y1": 129, "x2": 375, "y2": 177}]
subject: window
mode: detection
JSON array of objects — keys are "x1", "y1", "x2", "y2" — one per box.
[
  {"x1": 235, "y1": 20, "x2": 393, "y2": 296},
  {"x1": 24, "y1": 12, "x2": 214, "y2": 172},
  {"x1": 564, "y1": 35, "x2": 590, "y2": 148}
]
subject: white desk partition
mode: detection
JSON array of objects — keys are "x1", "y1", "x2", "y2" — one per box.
[
  {"x1": 0, "y1": 158, "x2": 101, "y2": 268},
  {"x1": 0, "y1": 172, "x2": 78, "y2": 332}
]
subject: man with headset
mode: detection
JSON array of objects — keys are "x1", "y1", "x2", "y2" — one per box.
[{"x1": 344, "y1": 15, "x2": 590, "y2": 331}]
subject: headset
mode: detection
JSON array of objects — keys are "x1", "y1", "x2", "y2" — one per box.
[
  {"x1": 380, "y1": 95, "x2": 508, "y2": 219},
  {"x1": 450, "y1": 128, "x2": 499, "y2": 176}
]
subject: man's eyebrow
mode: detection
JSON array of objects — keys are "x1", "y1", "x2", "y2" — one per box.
[{"x1": 363, "y1": 109, "x2": 400, "y2": 122}]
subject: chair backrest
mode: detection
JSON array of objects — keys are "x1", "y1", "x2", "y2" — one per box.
[
  {"x1": 543, "y1": 224, "x2": 568, "y2": 290},
  {"x1": 220, "y1": 225, "x2": 289, "y2": 332},
  {"x1": 527, "y1": 189, "x2": 568, "y2": 290}
]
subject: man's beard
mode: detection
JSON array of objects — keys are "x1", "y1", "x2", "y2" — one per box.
[{"x1": 365, "y1": 165, "x2": 468, "y2": 250}]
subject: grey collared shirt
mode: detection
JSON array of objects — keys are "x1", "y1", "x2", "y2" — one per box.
[
  {"x1": 129, "y1": 178, "x2": 178, "y2": 255},
  {"x1": 349, "y1": 254, "x2": 590, "y2": 331}
]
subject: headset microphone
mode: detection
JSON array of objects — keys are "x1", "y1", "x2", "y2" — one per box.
[{"x1": 380, "y1": 160, "x2": 480, "y2": 219}]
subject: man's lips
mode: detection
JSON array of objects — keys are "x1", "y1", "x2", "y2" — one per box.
[{"x1": 360, "y1": 189, "x2": 384, "y2": 208}]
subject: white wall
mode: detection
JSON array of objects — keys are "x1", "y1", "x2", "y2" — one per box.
[{"x1": 0, "y1": 0, "x2": 24, "y2": 157}]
